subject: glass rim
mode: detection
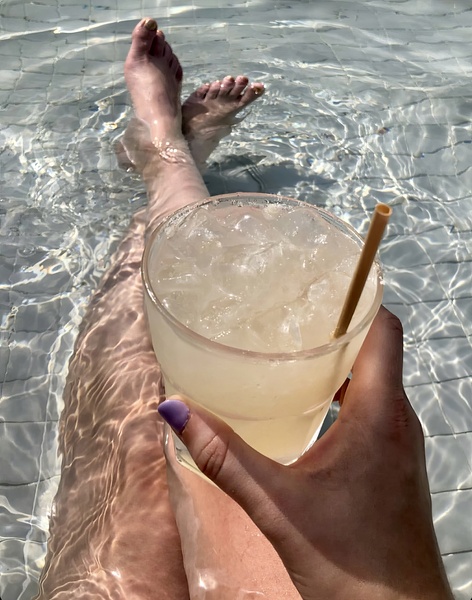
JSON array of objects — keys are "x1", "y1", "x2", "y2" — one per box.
[{"x1": 142, "y1": 192, "x2": 384, "y2": 361}]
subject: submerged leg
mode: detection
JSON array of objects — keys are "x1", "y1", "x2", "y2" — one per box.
[
  {"x1": 122, "y1": 19, "x2": 298, "y2": 599},
  {"x1": 37, "y1": 16, "x2": 294, "y2": 600},
  {"x1": 37, "y1": 209, "x2": 190, "y2": 599},
  {"x1": 36, "y1": 18, "x2": 201, "y2": 600}
]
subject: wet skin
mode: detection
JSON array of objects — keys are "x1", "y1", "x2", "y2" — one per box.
[{"x1": 36, "y1": 16, "x2": 290, "y2": 600}]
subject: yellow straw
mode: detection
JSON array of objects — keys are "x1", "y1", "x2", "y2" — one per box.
[{"x1": 332, "y1": 204, "x2": 392, "y2": 339}]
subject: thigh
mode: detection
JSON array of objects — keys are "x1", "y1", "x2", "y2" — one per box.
[{"x1": 37, "y1": 211, "x2": 189, "y2": 600}]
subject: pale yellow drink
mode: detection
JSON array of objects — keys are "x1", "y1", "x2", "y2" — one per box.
[{"x1": 142, "y1": 193, "x2": 383, "y2": 467}]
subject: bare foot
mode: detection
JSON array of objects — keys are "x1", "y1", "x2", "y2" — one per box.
[
  {"x1": 119, "y1": 27, "x2": 264, "y2": 172},
  {"x1": 182, "y1": 75, "x2": 265, "y2": 167},
  {"x1": 124, "y1": 18, "x2": 183, "y2": 142}
]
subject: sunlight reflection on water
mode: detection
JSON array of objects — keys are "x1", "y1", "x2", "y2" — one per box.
[{"x1": 0, "y1": 1, "x2": 471, "y2": 598}]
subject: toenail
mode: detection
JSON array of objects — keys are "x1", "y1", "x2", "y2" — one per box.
[
  {"x1": 144, "y1": 18, "x2": 158, "y2": 31},
  {"x1": 252, "y1": 84, "x2": 265, "y2": 96}
]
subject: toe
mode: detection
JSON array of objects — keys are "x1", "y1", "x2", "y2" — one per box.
[
  {"x1": 240, "y1": 82, "x2": 265, "y2": 105},
  {"x1": 166, "y1": 40, "x2": 183, "y2": 79},
  {"x1": 219, "y1": 76, "x2": 235, "y2": 97},
  {"x1": 143, "y1": 17, "x2": 158, "y2": 32},
  {"x1": 186, "y1": 83, "x2": 210, "y2": 101},
  {"x1": 207, "y1": 80, "x2": 222, "y2": 100},
  {"x1": 230, "y1": 75, "x2": 249, "y2": 98},
  {"x1": 127, "y1": 18, "x2": 158, "y2": 60},
  {"x1": 169, "y1": 54, "x2": 183, "y2": 81},
  {"x1": 163, "y1": 41, "x2": 173, "y2": 60},
  {"x1": 194, "y1": 83, "x2": 210, "y2": 99},
  {"x1": 175, "y1": 63, "x2": 183, "y2": 82},
  {"x1": 149, "y1": 30, "x2": 166, "y2": 57}
]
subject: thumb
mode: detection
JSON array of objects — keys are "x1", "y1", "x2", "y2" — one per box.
[
  {"x1": 348, "y1": 305, "x2": 405, "y2": 400},
  {"x1": 158, "y1": 397, "x2": 283, "y2": 515},
  {"x1": 339, "y1": 306, "x2": 420, "y2": 436}
]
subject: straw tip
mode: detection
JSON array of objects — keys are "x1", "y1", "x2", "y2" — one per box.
[{"x1": 375, "y1": 203, "x2": 393, "y2": 217}]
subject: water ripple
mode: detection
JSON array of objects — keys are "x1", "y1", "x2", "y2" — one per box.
[{"x1": 1, "y1": 0, "x2": 472, "y2": 597}]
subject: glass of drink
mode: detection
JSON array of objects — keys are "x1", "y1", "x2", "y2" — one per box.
[{"x1": 142, "y1": 193, "x2": 383, "y2": 473}]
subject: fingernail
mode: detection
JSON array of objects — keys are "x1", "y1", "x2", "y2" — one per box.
[
  {"x1": 158, "y1": 399, "x2": 190, "y2": 434},
  {"x1": 144, "y1": 18, "x2": 158, "y2": 31}
]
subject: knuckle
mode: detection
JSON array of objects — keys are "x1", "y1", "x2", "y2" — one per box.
[
  {"x1": 382, "y1": 308, "x2": 404, "y2": 337},
  {"x1": 385, "y1": 393, "x2": 425, "y2": 451},
  {"x1": 194, "y1": 433, "x2": 229, "y2": 482},
  {"x1": 391, "y1": 392, "x2": 416, "y2": 430}
]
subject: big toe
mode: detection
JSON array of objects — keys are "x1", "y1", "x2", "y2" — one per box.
[
  {"x1": 240, "y1": 82, "x2": 265, "y2": 104},
  {"x1": 128, "y1": 18, "x2": 158, "y2": 60}
]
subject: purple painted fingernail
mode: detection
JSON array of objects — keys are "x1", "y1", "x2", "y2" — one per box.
[{"x1": 158, "y1": 399, "x2": 190, "y2": 434}]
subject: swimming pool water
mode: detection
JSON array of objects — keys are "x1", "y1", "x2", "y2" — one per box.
[{"x1": 1, "y1": 0, "x2": 471, "y2": 598}]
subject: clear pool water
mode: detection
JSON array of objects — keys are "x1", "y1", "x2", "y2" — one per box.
[{"x1": 1, "y1": 0, "x2": 471, "y2": 598}]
